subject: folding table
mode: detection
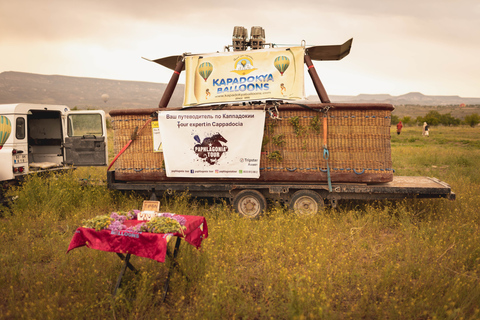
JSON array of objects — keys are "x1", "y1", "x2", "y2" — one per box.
[{"x1": 67, "y1": 215, "x2": 208, "y2": 300}]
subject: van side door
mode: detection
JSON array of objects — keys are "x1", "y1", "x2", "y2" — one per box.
[{"x1": 64, "y1": 111, "x2": 107, "y2": 166}]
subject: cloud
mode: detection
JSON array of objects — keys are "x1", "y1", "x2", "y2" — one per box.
[{"x1": 0, "y1": 0, "x2": 478, "y2": 96}]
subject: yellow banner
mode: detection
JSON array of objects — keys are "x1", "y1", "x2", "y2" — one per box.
[{"x1": 183, "y1": 47, "x2": 305, "y2": 107}]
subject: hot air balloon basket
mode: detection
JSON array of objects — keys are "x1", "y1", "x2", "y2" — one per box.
[
  {"x1": 110, "y1": 103, "x2": 394, "y2": 183},
  {"x1": 111, "y1": 113, "x2": 165, "y2": 176}
]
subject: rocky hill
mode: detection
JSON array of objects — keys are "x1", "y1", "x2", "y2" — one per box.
[
  {"x1": 308, "y1": 92, "x2": 480, "y2": 106},
  {"x1": 0, "y1": 71, "x2": 185, "y2": 111},
  {"x1": 1, "y1": 71, "x2": 479, "y2": 113}
]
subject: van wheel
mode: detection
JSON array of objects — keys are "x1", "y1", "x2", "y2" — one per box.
[
  {"x1": 290, "y1": 190, "x2": 324, "y2": 216},
  {"x1": 233, "y1": 190, "x2": 266, "y2": 219}
]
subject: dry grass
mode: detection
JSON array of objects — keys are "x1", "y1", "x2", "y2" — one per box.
[{"x1": 1, "y1": 126, "x2": 479, "y2": 319}]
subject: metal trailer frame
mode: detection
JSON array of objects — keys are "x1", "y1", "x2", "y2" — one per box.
[{"x1": 107, "y1": 171, "x2": 455, "y2": 217}]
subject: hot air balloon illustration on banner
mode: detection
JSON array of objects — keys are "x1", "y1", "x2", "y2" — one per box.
[
  {"x1": 274, "y1": 56, "x2": 290, "y2": 76},
  {"x1": 0, "y1": 116, "x2": 12, "y2": 149},
  {"x1": 198, "y1": 62, "x2": 213, "y2": 82}
]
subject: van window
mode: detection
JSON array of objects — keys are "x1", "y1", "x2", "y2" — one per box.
[
  {"x1": 16, "y1": 117, "x2": 25, "y2": 139},
  {"x1": 68, "y1": 114, "x2": 103, "y2": 137}
]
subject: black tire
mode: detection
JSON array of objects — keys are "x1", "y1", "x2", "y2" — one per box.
[
  {"x1": 233, "y1": 190, "x2": 267, "y2": 219},
  {"x1": 289, "y1": 190, "x2": 324, "y2": 216}
]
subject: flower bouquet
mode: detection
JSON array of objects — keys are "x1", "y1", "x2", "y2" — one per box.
[{"x1": 82, "y1": 210, "x2": 187, "y2": 234}]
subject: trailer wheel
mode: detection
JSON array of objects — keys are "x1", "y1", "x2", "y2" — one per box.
[
  {"x1": 233, "y1": 190, "x2": 266, "y2": 219},
  {"x1": 290, "y1": 190, "x2": 324, "y2": 216}
]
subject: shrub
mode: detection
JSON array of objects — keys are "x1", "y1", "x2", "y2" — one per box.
[
  {"x1": 401, "y1": 116, "x2": 413, "y2": 126},
  {"x1": 416, "y1": 111, "x2": 461, "y2": 126},
  {"x1": 464, "y1": 113, "x2": 480, "y2": 127},
  {"x1": 391, "y1": 114, "x2": 400, "y2": 125}
]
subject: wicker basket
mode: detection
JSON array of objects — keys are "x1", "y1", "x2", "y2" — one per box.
[{"x1": 110, "y1": 103, "x2": 394, "y2": 183}]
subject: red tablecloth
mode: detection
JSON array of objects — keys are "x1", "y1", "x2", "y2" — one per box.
[{"x1": 67, "y1": 215, "x2": 208, "y2": 263}]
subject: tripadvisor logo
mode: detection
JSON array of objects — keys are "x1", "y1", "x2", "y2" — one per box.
[{"x1": 193, "y1": 133, "x2": 229, "y2": 165}]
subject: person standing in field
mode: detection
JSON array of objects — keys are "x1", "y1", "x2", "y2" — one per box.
[
  {"x1": 396, "y1": 121, "x2": 403, "y2": 135},
  {"x1": 423, "y1": 122, "x2": 429, "y2": 137}
]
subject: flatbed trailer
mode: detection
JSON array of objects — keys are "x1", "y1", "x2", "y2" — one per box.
[
  {"x1": 106, "y1": 31, "x2": 455, "y2": 218},
  {"x1": 107, "y1": 171, "x2": 455, "y2": 218}
]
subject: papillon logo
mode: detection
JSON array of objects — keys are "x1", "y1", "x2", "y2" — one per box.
[{"x1": 193, "y1": 133, "x2": 229, "y2": 165}]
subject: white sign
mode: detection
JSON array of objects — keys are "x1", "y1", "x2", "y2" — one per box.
[
  {"x1": 151, "y1": 121, "x2": 163, "y2": 152},
  {"x1": 138, "y1": 201, "x2": 160, "y2": 220},
  {"x1": 137, "y1": 211, "x2": 156, "y2": 221},
  {"x1": 158, "y1": 110, "x2": 266, "y2": 178}
]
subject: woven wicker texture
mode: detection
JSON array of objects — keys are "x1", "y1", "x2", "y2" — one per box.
[
  {"x1": 111, "y1": 115, "x2": 165, "y2": 174},
  {"x1": 111, "y1": 105, "x2": 392, "y2": 182},
  {"x1": 261, "y1": 109, "x2": 392, "y2": 177}
]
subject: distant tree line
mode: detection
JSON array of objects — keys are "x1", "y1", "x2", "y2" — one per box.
[{"x1": 392, "y1": 111, "x2": 480, "y2": 127}]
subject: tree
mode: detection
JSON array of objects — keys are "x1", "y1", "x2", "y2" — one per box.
[
  {"x1": 439, "y1": 113, "x2": 461, "y2": 126},
  {"x1": 417, "y1": 111, "x2": 461, "y2": 126},
  {"x1": 464, "y1": 113, "x2": 480, "y2": 127},
  {"x1": 401, "y1": 116, "x2": 413, "y2": 126},
  {"x1": 416, "y1": 116, "x2": 424, "y2": 125},
  {"x1": 391, "y1": 115, "x2": 400, "y2": 125},
  {"x1": 423, "y1": 111, "x2": 442, "y2": 126}
]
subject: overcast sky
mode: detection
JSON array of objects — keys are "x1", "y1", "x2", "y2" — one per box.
[{"x1": 1, "y1": 0, "x2": 478, "y2": 97}]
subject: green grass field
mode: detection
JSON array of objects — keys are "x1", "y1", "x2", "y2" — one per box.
[
  {"x1": 1, "y1": 126, "x2": 479, "y2": 319},
  {"x1": 392, "y1": 104, "x2": 480, "y2": 121}
]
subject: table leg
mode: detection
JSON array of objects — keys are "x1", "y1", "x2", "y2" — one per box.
[
  {"x1": 162, "y1": 237, "x2": 182, "y2": 302},
  {"x1": 113, "y1": 253, "x2": 132, "y2": 296},
  {"x1": 116, "y1": 253, "x2": 138, "y2": 273}
]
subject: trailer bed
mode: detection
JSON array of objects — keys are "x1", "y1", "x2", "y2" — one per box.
[
  {"x1": 330, "y1": 176, "x2": 455, "y2": 200},
  {"x1": 107, "y1": 172, "x2": 455, "y2": 202}
]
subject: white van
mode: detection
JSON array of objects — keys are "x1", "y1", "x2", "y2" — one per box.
[{"x1": 0, "y1": 103, "x2": 108, "y2": 187}]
